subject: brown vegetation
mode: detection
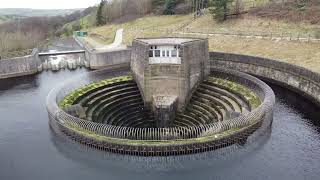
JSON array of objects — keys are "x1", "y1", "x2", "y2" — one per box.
[
  {"x1": 102, "y1": 0, "x2": 153, "y2": 23},
  {"x1": 0, "y1": 31, "x2": 45, "y2": 56},
  {"x1": 0, "y1": 6, "x2": 96, "y2": 54},
  {"x1": 250, "y1": 0, "x2": 320, "y2": 24}
]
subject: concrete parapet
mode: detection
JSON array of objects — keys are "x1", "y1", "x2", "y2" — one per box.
[
  {"x1": 0, "y1": 49, "x2": 40, "y2": 79},
  {"x1": 209, "y1": 52, "x2": 320, "y2": 105},
  {"x1": 88, "y1": 48, "x2": 132, "y2": 70}
]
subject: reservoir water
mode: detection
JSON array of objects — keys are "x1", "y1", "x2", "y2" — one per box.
[{"x1": 0, "y1": 68, "x2": 319, "y2": 180}]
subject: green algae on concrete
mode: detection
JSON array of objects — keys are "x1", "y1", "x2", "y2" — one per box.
[
  {"x1": 63, "y1": 120, "x2": 256, "y2": 147},
  {"x1": 207, "y1": 77, "x2": 261, "y2": 109},
  {"x1": 59, "y1": 76, "x2": 133, "y2": 108}
]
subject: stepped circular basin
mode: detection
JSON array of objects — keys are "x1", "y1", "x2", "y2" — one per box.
[{"x1": 46, "y1": 67, "x2": 275, "y2": 156}]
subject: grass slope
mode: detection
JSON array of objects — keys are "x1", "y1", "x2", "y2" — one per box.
[{"x1": 86, "y1": 12, "x2": 320, "y2": 73}]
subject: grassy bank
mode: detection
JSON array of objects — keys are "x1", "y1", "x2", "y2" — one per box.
[{"x1": 84, "y1": 13, "x2": 320, "y2": 73}]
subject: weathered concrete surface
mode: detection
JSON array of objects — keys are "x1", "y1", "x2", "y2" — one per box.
[
  {"x1": 0, "y1": 49, "x2": 40, "y2": 79},
  {"x1": 209, "y1": 52, "x2": 320, "y2": 105},
  {"x1": 95, "y1": 29, "x2": 126, "y2": 51},
  {"x1": 152, "y1": 95, "x2": 177, "y2": 127},
  {"x1": 47, "y1": 65, "x2": 275, "y2": 156},
  {"x1": 131, "y1": 38, "x2": 209, "y2": 111},
  {"x1": 74, "y1": 35, "x2": 131, "y2": 70},
  {"x1": 88, "y1": 48, "x2": 131, "y2": 70}
]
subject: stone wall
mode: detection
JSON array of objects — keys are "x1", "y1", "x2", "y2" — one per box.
[
  {"x1": 209, "y1": 52, "x2": 320, "y2": 105},
  {"x1": 0, "y1": 49, "x2": 40, "y2": 79}
]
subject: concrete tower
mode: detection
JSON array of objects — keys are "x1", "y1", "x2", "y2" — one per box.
[{"x1": 131, "y1": 38, "x2": 209, "y2": 127}]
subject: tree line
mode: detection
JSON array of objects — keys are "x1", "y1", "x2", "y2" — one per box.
[
  {"x1": 0, "y1": 6, "x2": 95, "y2": 54},
  {"x1": 96, "y1": 0, "x2": 249, "y2": 26}
]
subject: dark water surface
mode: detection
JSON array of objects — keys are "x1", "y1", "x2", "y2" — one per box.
[{"x1": 0, "y1": 69, "x2": 319, "y2": 180}]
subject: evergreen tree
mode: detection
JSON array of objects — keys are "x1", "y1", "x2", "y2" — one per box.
[
  {"x1": 96, "y1": 0, "x2": 106, "y2": 26},
  {"x1": 209, "y1": 0, "x2": 233, "y2": 21},
  {"x1": 164, "y1": 0, "x2": 177, "y2": 15}
]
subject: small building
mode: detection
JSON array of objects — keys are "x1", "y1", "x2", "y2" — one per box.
[{"x1": 75, "y1": 31, "x2": 88, "y2": 37}]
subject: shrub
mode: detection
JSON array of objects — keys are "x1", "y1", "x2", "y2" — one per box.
[
  {"x1": 209, "y1": 0, "x2": 234, "y2": 21},
  {"x1": 164, "y1": 0, "x2": 178, "y2": 15}
]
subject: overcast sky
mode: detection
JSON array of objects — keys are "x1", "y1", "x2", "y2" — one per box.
[{"x1": 1, "y1": 0, "x2": 101, "y2": 9}]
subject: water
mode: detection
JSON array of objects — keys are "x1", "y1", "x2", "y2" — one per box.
[{"x1": 0, "y1": 69, "x2": 319, "y2": 180}]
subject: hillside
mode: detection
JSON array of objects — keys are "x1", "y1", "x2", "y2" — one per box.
[
  {"x1": 250, "y1": 0, "x2": 320, "y2": 24},
  {"x1": 0, "y1": 14, "x2": 25, "y2": 24},
  {"x1": 0, "y1": 8, "x2": 81, "y2": 17},
  {"x1": 82, "y1": 11, "x2": 320, "y2": 73}
]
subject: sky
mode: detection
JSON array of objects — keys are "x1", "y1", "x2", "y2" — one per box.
[{"x1": 1, "y1": 0, "x2": 101, "y2": 9}]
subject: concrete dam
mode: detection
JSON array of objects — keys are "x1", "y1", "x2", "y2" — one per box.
[
  {"x1": 1, "y1": 37, "x2": 320, "y2": 179},
  {"x1": 46, "y1": 38, "x2": 276, "y2": 156}
]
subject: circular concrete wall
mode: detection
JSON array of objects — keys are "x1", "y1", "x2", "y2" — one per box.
[
  {"x1": 209, "y1": 52, "x2": 320, "y2": 106},
  {"x1": 46, "y1": 64, "x2": 274, "y2": 156}
]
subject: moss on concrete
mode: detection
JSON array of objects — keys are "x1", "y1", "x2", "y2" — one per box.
[
  {"x1": 65, "y1": 122, "x2": 252, "y2": 147},
  {"x1": 208, "y1": 77, "x2": 261, "y2": 109},
  {"x1": 59, "y1": 76, "x2": 133, "y2": 108}
]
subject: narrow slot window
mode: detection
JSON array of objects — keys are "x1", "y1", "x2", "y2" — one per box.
[
  {"x1": 171, "y1": 50, "x2": 177, "y2": 57},
  {"x1": 149, "y1": 50, "x2": 154, "y2": 57},
  {"x1": 155, "y1": 50, "x2": 160, "y2": 57}
]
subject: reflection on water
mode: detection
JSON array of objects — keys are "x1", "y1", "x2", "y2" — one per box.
[
  {"x1": 0, "y1": 70, "x2": 319, "y2": 180},
  {"x1": 50, "y1": 125, "x2": 272, "y2": 173},
  {"x1": 0, "y1": 74, "x2": 39, "y2": 91}
]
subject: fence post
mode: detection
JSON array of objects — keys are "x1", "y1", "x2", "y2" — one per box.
[{"x1": 289, "y1": 33, "x2": 292, "y2": 41}]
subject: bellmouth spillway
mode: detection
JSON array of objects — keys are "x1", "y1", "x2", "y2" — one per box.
[{"x1": 0, "y1": 68, "x2": 320, "y2": 180}]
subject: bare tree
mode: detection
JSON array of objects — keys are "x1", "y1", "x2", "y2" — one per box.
[{"x1": 234, "y1": 0, "x2": 243, "y2": 16}]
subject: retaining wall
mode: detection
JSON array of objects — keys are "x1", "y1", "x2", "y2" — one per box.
[
  {"x1": 88, "y1": 48, "x2": 131, "y2": 70},
  {"x1": 74, "y1": 36, "x2": 131, "y2": 70},
  {"x1": 0, "y1": 49, "x2": 40, "y2": 79},
  {"x1": 209, "y1": 52, "x2": 320, "y2": 105}
]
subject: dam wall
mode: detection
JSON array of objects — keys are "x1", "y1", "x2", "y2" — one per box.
[
  {"x1": 74, "y1": 36, "x2": 131, "y2": 70},
  {"x1": 87, "y1": 48, "x2": 131, "y2": 70},
  {"x1": 209, "y1": 52, "x2": 320, "y2": 105},
  {"x1": 0, "y1": 49, "x2": 40, "y2": 79}
]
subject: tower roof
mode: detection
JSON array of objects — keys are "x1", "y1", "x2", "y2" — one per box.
[{"x1": 136, "y1": 37, "x2": 203, "y2": 45}]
